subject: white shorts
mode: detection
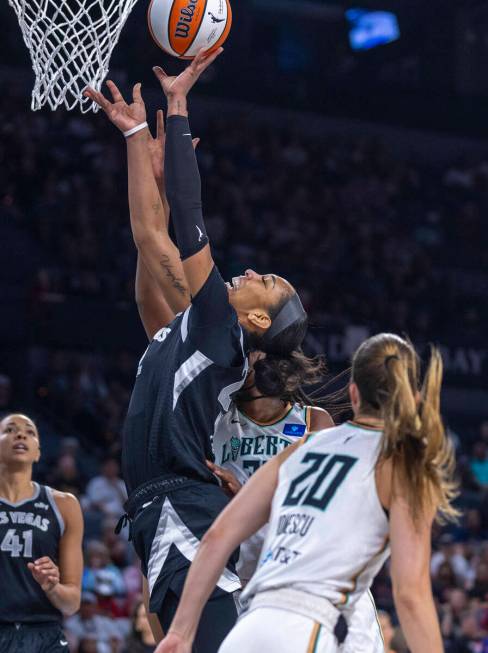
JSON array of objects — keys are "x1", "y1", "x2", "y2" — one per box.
[
  {"x1": 218, "y1": 607, "x2": 340, "y2": 653},
  {"x1": 344, "y1": 592, "x2": 384, "y2": 653},
  {"x1": 219, "y1": 601, "x2": 384, "y2": 653},
  {"x1": 219, "y1": 592, "x2": 385, "y2": 653}
]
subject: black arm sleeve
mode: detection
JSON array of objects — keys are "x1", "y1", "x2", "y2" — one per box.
[{"x1": 165, "y1": 115, "x2": 209, "y2": 260}]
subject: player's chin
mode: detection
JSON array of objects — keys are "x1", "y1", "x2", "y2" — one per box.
[{"x1": 10, "y1": 451, "x2": 33, "y2": 461}]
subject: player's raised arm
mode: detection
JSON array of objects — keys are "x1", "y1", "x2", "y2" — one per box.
[
  {"x1": 83, "y1": 82, "x2": 190, "y2": 334},
  {"x1": 135, "y1": 256, "x2": 176, "y2": 340},
  {"x1": 153, "y1": 48, "x2": 223, "y2": 297},
  {"x1": 134, "y1": 114, "x2": 200, "y2": 339}
]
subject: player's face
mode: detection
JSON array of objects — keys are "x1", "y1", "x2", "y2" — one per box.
[
  {"x1": 0, "y1": 414, "x2": 41, "y2": 467},
  {"x1": 226, "y1": 270, "x2": 294, "y2": 330}
]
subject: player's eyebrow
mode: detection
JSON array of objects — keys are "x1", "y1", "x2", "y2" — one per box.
[
  {"x1": 6, "y1": 421, "x2": 35, "y2": 430},
  {"x1": 271, "y1": 275, "x2": 276, "y2": 288}
]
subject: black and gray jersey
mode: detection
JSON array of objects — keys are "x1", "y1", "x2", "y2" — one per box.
[
  {"x1": 122, "y1": 266, "x2": 249, "y2": 495},
  {"x1": 0, "y1": 483, "x2": 64, "y2": 624}
]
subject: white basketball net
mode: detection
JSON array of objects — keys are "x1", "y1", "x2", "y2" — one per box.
[{"x1": 8, "y1": 0, "x2": 140, "y2": 112}]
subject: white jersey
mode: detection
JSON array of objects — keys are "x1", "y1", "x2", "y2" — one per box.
[
  {"x1": 242, "y1": 421, "x2": 390, "y2": 610},
  {"x1": 213, "y1": 402, "x2": 309, "y2": 581}
]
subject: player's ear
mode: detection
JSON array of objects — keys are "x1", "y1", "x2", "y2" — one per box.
[
  {"x1": 247, "y1": 310, "x2": 272, "y2": 332},
  {"x1": 349, "y1": 382, "x2": 361, "y2": 413},
  {"x1": 34, "y1": 444, "x2": 41, "y2": 464}
]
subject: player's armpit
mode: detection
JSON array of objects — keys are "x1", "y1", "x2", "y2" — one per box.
[
  {"x1": 132, "y1": 219, "x2": 190, "y2": 318},
  {"x1": 136, "y1": 256, "x2": 184, "y2": 339}
]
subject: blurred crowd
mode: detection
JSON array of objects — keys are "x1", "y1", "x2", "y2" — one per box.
[
  {"x1": 1, "y1": 85, "x2": 486, "y2": 339},
  {"x1": 1, "y1": 83, "x2": 487, "y2": 454},
  {"x1": 1, "y1": 83, "x2": 488, "y2": 652}
]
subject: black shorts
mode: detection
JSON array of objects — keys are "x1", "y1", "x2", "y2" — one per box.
[
  {"x1": 0, "y1": 622, "x2": 69, "y2": 653},
  {"x1": 130, "y1": 479, "x2": 240, "y2": 613}
]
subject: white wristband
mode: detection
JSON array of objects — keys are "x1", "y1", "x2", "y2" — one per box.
[{"x1": 123, "y1": 122, "x2": 148, "y2": 138}]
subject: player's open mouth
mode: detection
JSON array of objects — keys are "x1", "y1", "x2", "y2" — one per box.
[
  {"x1": 225, "y1": 277, "x2": 243, "y2": 292},
  {"x1": 13, "y1": 443, "x2": 28, "y2": 452}
]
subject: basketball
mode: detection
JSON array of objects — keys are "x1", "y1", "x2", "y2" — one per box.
[{"x1": 148, "y1": 0, "x2": 232, "y2": 60}]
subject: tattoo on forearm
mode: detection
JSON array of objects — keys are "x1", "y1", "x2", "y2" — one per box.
[
  {"x1": 152, "y1": 201, "x2": 161, "y2": 214},
  {"x1": 160, "y1": 254, "x2": 188, "y2": 296}
]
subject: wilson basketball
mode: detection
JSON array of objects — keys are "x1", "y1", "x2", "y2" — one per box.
[{"x1": 148, "y1": 0, "x2": 232, "y2": 60}]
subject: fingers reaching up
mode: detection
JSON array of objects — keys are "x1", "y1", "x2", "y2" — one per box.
[
  {"x1": 153, "y1": 47, "x2": 224, "y2": 100},
  {"x1": 84, "y1": 80, "x2": 147, "y2": 134}
]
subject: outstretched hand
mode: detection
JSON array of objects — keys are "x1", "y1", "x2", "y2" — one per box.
[
  {"x1": 84, "y1": 81, "x2": 146, "y2": 134},
  {"x1": 153, "y1": 47, "x2": 223, "y2": 101}
]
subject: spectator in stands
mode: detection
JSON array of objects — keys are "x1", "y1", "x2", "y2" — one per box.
[
  {"x1": 432, "y1": 534, "x2": 473, "y2": 587},
  {"x1": 445, "y1": 610, "x2": 488, "y2": 653},
  {"x1": 470, "y1": 442, "x2": 488, "y2": 489},
  {"x1": 83, "y1": 457, "x2": 126, "y2": 518},
  {"x1": 121, "y1": 600, "x2": 157, "y2": 653},
  {"x1": 450, "y1": 508, "x2": 487, "y2": 543},
  {"x1": 101, "y1": 517, "x2": 130, "y2": 568},
  {"x1": 47, "y1": 452, "x2": 86, "y2": 497},
  {"x1": 440, "y1": 589, "x2": 469, "y2": 642},
  {"x1": 64, "y1": 591, "x2": 121, "y2": 653},
  {"x1": 469, "y1": 561, "x2": 488, "y2": 601},
  {"x1": 82, "y1": 541, "x2": 126, "y2": 597},
  {"x1": 432, "y1": 561, "x2": 459, "y2": 602},
  {"x1": 122, "y1": 558, "x2": 144, "y2": 606}
]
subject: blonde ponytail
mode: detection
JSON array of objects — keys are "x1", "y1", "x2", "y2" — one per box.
[{"x1": 352, "y1": 334, "x2": 459, "y2": 524}]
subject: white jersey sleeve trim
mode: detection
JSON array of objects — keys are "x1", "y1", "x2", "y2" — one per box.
[{"x1": 45, "y1": 486, "x2": 65, "y2": 536}]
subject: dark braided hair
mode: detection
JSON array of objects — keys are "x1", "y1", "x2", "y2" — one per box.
[{"x1": 243, "y1": 295, "x2": 326, "y2": 406}]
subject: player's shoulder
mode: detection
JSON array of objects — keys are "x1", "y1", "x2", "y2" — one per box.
[
  {"x1": 300, "y1": 421, "x2": 351, "y2": 447},
  {"x1": 50, "y1": 489, "x2": 82, "y2": 520},
  {"x1": 306, "y1": 405, "x2": 334, "y2": 431}
]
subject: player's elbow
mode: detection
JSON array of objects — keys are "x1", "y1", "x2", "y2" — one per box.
[
  {"x1": 200, "y1": 523, "x2": 233, "y2": 556},
  {"x1": 392, "y1": 577, "x2": 430, "y2": 616},
  {"x1": 62, "y1": 588, "x2": 81, "y2": 616},
  {"x1": 201, "y1": 524, "x2": 221, "y2": 549},
  {"x1": 132, "y1": 226, "x2": 153, "y2": 251}
]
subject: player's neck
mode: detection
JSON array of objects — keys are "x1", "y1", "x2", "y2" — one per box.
[
  {"x1": 237, "y1": 396, "x2": 289, "y2": 424},
  {"x1": 0, "y1": 465, "x2": 35, "y2": 503},
  {"x1": 350, "y1": 414, "x2": 384, "y2": 430}
]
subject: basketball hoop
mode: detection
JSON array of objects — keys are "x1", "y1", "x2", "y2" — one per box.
[{"x1": 8, "y1": 0, "x2": 140, "y2": 112}]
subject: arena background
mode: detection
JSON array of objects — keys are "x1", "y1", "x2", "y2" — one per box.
[{"x1": 0, "y1": 0, "x2": 487, "y2": 650}]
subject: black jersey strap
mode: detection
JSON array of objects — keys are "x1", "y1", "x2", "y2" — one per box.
[
  {"x1": 263, "y1": 293, "x2": 306, "y2": 345},
  {"x1": 165, "y1": 115, "x2": 209, "y2": 260}
]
